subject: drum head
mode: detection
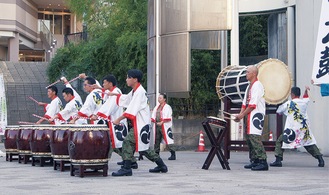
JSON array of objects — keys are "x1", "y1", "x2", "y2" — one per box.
[{"x1": 257, "y1": 58, "x2": 292, "y2": 105}]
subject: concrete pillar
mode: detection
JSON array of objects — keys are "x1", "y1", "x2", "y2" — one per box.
[
  {"x1": 287, "y1": 6, "x2": 296, "y2": 85},
  {"x1": 8, "y1": 33, "x2": 19, "y2": 62},
  {"x1": 230, "y1": 0, "x2": 239, "y2": 66},
  {"x1": 0, "y1": 46, "x2": 7, "y2": 61}
]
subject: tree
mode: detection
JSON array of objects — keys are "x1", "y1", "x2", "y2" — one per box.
[
  {"x1": 239, "y1": 15, "x2": 268, "y2": 57},
  {"x1": 48, "y1": 0, "x2": 148, "y2": 93}
]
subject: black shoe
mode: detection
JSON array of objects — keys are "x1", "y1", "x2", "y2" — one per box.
[
  {"x1": 270, "y1": 161, "x2": 282, "y2": 167},
  {"x1": 270, "y1": 156, "x2": 283, "y2": 167},
  {"x1": 149, "y1": 158, "x2": 168, "y2": 173},
  {"x1": 244, "y1": 159, "x2": 259, "y2": 169},
  {"x1": 117, "y1": 161, "x2": 124, "y2": 165},
  {"x1": 112, "y1": 168, "x2": 132, "y2": 176},
  {"x1": 168, "y1": 151, "x2": 176, "y2": 160},
  {"x1": 122, "y1": 162, "x2": 138, "y2": 169},
  {"x1": 251, "y1": 160, "x2": 269, "y2": 171},
  {"x1": 113, "y1": 160, "x2": 133, "y2": 176},
  {"x1": 317, "y1": 155, "x2": 325, "y2": 167}
]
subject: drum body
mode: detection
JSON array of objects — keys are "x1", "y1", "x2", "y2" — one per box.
[
  {"x1": 50, "y1": 125, "x2": 70, "y2": 160},
  {"x1": 4, "y1": 126, "x2": 20, "y2": 153},
  {"x1": 216, "y1": 66, "x2": 248, "y2": 104},
  {"x1": 30, "y1": 125, "x2": 52, "y2": 157},
  {"x1": 216, "y1": 58, "x2": 291, "y2": 105},
  {"x1": 17, "y1": 125, "x2": 34, "y2": 154},
  {"x1": 69, "y1": 125, "x2": 110, "y2": 165}
]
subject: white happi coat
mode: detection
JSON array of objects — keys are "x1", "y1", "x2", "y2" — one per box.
[
  {"x1": 116, "y1": 83, "x2": 151, "y2": 152},
  {"x1": 65, "y1": 83, "x2": 83, "y2": 105},
  {"x1": 97, "y1": 87, "x2": 128, "y2": 148},
  {"x1": 57, "y1": 97, "x2": 85, "y2": 124},
  {"x1": 151, "y1": 103, "x2": 174, "y2": 145},
  {"x1": 44, "y1": 96, "x2": 63, "y2": 125},
  {"x1": 58, "y1": 83, "x2": 86, "y2": 124},
  {"x1": 78, "y1": 88, "x2": 103, "y2": 124},
  {"x1": 242, "y1": 80, "x2": 266, "y2": 135},
  {"x1": 277, "y1": 97, "x2": 317, "y2": 149}
]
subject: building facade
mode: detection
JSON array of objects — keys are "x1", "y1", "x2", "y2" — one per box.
[{"x1": 0, "y1": 0, "x2": 81, "y2": 62}]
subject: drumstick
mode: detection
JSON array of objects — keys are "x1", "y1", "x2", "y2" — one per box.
[
  {"x1": 45, "y1": 80, "x2": 61, "y2": 89},
  {"x1": 28, "y1": 96, "x2": 39, "y2": 104},
  {"x1": 220, "y1": 110, "x2": 235, "y2": 116},
  {"x1": 32, "y1": 114, "x2": 65, "y2": 122},
  {"x1": 68, "y1": 76, "x2": 80, "y2": 83},
  {"x1": 32, "y1": 114, "x2": 50, "y2": 121},
  {"x1": 18, "y1": 121, "x2": 36, "y2": 125},
  {"x1": 72, "y1": 115, "x2": 89, "y2": 120},
  {"x1": 223, "y1": 116, "x2": 233, "y2": 121}
]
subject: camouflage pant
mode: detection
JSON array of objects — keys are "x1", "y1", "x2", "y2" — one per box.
[
  {"x1": 108, "y1": 147, "x2": 137, "y2": 163},
  {"x1": 246, "y1": 134, "x2": 267, "y2": 160},
  {"x1": 122, "y1": 129, "x2": 160, "y2": 162},
  {"x1": 274, "y1": 134, "x2": 322, "y2": 159},
  {"x1": 154, "y1": 125, "x2": 176, "y2": 154}
]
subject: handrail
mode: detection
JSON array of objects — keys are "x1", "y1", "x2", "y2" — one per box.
[{"x1": 39, "y1": 20, "x2": 54, "y2": 47}]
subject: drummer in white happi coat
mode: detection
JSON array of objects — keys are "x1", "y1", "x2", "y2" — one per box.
[
  {"x1": 270, "y1": 86, "x2": 325, "y2": 167},
  {"x1": 36, "y1": 85, "x2": 63, "y2": 125},
  {"x1": 50, "y1": 78, "x2": 86, "y2": 124},
  {"x1": 95, "y1": 75, "x2": 128, "y2": 147},
  {"x1": 110, "y1": 69, "x2": 168, "y2": 177},
  {"x1": 91, "y1": 74, "x2": 139, "y2": 168},
  {"x1": 70, "y1": 77, "x2": 104, "y2": 124},
  {"x1": 234, "y1": 65, "x2": 268, "y2": 171}
]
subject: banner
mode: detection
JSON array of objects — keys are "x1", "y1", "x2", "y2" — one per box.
[
  {"x1": 312, "y1": 0, "x2": 329, "y2": 84},
  {"x1": 0, "y1": 74, "x2": 7, "y2": 135}
]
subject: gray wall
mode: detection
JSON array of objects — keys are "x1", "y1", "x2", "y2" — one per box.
[
  {"x1": 172, "y1": 119, "x2": 210, "y2": 150},
  {"x1": 296, "y1": 0, "x2": 329, "y2": 155}
]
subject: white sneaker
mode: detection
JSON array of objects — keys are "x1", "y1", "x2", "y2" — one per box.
[{"x1": 0, "y1": 150, "x2": 5, "y2": 157}]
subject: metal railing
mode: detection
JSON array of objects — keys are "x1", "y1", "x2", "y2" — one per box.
[
  {"x1": 64, "y1": 31, "x2": 87, "y2": 45},
  {"x1": 39, "y1": 20, "x2": 54, "y2": 48}
]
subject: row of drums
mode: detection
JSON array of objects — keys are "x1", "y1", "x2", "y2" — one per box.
[{"x1": 3, "y1": 124, "x2": 110, "y2": 177}]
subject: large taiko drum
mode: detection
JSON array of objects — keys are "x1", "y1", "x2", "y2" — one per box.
[
  {"x1": 216, "y1": 65, "x2": 248, "y2": 104},
  {"x1": 30, "y1": 125, "x2": 52, "y2": 157},
  {"x1": 17, "y1": 125, "x2": 34, "y2": 155},
  {"x1": 4, "y1": 126, "x2": 20, "y2": 154},
  {"x1": 50, "y1": 125, "x2": 70, "y2": 161},
  {"x1": 68, "y1": 125, "x2": 110, "y2": 165},
  {"x1": 257, "y1": 58, "x2": 292, "y2": 105},
  {"x1": 216, "y1": 58, "x2": 291, "y2": 105}
]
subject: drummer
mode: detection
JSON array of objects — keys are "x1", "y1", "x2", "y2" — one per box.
[
  {"x1": 234, "y1": 65, "x2": 268, "y2": 171},
  {"x1": 36, "y1": 85, "x2": 63, "y2": 125},
  {"x1": 109, "y1": 69, "x2": 168, "y2": 177},
  {"x1": 91, "y1": 74, "x2": 138, "y2": 169},
  {"x1": 49, "y1": 77, "x2": 86, "y2": 124},
  {"x1": 70, "y1": 76, "x2": 104, "y2": 124}
]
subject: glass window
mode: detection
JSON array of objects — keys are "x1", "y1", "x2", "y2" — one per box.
[
  {"x1": 64, "y1": 15, "x2": 71, "y2": 35},
  {"x1": 44, "y1": 14, "x2": 53, "y2": 33},
  {"x1": 54, "y1": 15, "x2": 62, "y2": 34},
  {"x1": 38, "y1": 13, "x2": 44, "y2": 19}
]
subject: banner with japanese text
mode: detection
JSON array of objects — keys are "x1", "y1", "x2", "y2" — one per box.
[
  {"x1": 312, "y1": 0, "x2": 329, "y2": 84},
  {"x1": 0, "y1": 74, "x2": 7, "y2": 135}
]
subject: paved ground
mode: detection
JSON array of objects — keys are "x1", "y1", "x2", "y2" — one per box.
[{"x1": 0, "y1": 143, "x2": 328, "y2": 195}]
